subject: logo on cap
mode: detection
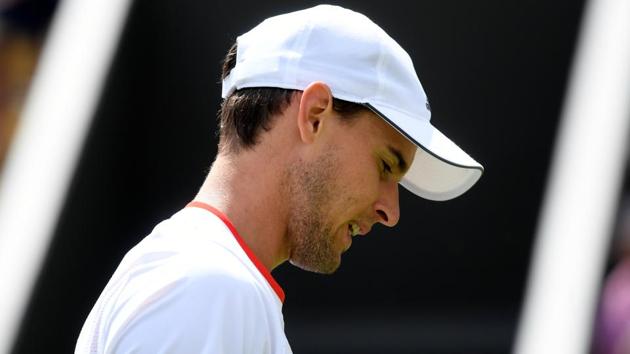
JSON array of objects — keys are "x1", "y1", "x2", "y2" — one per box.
[{"x1": 425, "y1": 100, "x2": 431, "y2": 112}]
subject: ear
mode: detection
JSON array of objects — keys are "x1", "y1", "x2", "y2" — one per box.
[{"x1": 296, "y1": 81, "x2": 334, "y2": 144}]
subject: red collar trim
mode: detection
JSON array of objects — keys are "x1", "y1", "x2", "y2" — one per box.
[{"x1": 186, "y1": 201, "x2": 285, "y2": 303}]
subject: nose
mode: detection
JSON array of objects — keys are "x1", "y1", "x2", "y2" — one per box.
[{"x1": 373, "y1": 181, "x2": 401, "y2": 227}]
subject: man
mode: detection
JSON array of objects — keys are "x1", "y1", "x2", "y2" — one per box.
[{"x1": 75, "y1": 4, "x2": 483, "y2": 353}]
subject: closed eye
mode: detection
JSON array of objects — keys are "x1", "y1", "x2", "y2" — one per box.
[{"x1": 382, "y1": 160, "x2": 392, "y2": 174}]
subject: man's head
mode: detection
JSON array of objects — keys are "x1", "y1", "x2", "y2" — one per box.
[
  {"x1": 213, "y1": 5, "x2": 484, "y2": 272},
  {"x1": 218, "y1": 64, "x2": 416, "y2": 272}
]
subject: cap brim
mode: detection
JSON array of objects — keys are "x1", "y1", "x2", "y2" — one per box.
[{"x1": 364, "y1": 103, "x2": 484, "y2": 201}]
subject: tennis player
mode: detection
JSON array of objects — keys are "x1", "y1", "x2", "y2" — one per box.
[{"x1": 75, "y1": 5, "x2": 483, "y2": 353}]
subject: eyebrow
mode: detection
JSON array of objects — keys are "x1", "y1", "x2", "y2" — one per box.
[{"x1": 387, "y1": 146, "x2": 408, "y2": 174}]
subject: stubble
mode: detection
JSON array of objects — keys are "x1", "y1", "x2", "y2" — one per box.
[{"x1": 284, "y1": 152, "x2": 342, "y2": 274}]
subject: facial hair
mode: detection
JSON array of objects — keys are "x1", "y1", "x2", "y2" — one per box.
[{"x1": 285, "y1": 152, "x2": 342, "y2": 274}]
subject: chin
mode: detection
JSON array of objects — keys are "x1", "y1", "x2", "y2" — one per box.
[{"x1": 288, "y1": 256, "x2": 341, "y2": 274}]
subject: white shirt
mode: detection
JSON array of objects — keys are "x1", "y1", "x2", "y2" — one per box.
[{"x1": 75, "y1": 202, "x2": 292, "y2": 354}]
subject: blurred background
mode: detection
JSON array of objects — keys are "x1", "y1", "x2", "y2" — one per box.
[{"x1": 1, "y1": 0, "x2": 628, "y2": 353}]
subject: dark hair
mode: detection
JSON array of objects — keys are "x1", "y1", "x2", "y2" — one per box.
[{"x1": 217, "y1": 42, "x2": 366, "y2": 153}]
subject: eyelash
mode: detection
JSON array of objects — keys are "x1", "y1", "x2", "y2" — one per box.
[{"x1": 382, "y1": 160, "x2": 392, "y2": 173}]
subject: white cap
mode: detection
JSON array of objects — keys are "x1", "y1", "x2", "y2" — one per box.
[{"x1": 222, "y1": 5, "x2": 484, "y2": 201}]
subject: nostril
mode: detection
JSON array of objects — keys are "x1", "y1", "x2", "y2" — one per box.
[{"x1": 376, "y1": 210, "x2": 388, "y2": 223}]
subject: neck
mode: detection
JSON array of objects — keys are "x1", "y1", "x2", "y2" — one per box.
[{"x1": 193, "y1": 151, "x2": 290, "y2": 271}]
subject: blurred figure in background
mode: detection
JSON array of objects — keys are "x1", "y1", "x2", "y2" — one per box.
[
  {"x1": 0, "y1": 0, "x2": 57, "y2": 171},
  {"x1": 593, "y1": 197, "x2": 630, "y2": 354}
]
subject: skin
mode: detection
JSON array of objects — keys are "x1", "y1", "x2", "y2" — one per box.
[{"x1": 195, "y1": 81, "x2": 416, "y2": 273}]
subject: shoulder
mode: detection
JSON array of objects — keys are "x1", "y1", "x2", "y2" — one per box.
[
  {"x1": 108, "y1": 262, "x2": 271, "y2": 353},
  {"x1": 79, "y1": 208, "x2": 287, "y2": 354},
  {"x1": 107, "y1": 217, "x2": 271, "y2": 350}
]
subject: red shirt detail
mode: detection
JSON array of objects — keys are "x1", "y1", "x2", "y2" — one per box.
[{"x1": 186, "y1": 201, "x2": 286, "y2": 303}]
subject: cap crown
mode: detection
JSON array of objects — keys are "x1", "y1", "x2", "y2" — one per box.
[
  {"x1": 223, "y1": 5, "x2": 430, "y2": 124},
  {"x1": 222, "y1": 5, "x2": 484, "y2": 201}
]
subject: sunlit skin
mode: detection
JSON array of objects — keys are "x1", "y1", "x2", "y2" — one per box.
[{"x1": 195, "y1": 81, "x2": 416, "y2": 273}]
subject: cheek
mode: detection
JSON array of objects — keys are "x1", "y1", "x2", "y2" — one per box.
[
  {"x1": 331, "y1": 140, "x2": 381, "y2": 208},
  {"x1": 336, "y1": 160, "x2": 380, "y2": 208}
]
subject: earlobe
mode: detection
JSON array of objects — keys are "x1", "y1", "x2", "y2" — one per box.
[{"x1": 296, "y1": 82, "x2": 334, "y2": 143}]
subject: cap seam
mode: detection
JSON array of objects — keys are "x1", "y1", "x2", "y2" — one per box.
[
  {"x1": 375, "y1": 30, "x2": 387, "y2": 100},
  {"x1": 287, "y1": 16, "x2": 314, "y2": 87}
]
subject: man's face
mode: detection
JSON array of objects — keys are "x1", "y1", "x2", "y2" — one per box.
[{"x1": 285, "y1": 110, "x2": 416, "y2": 274}]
